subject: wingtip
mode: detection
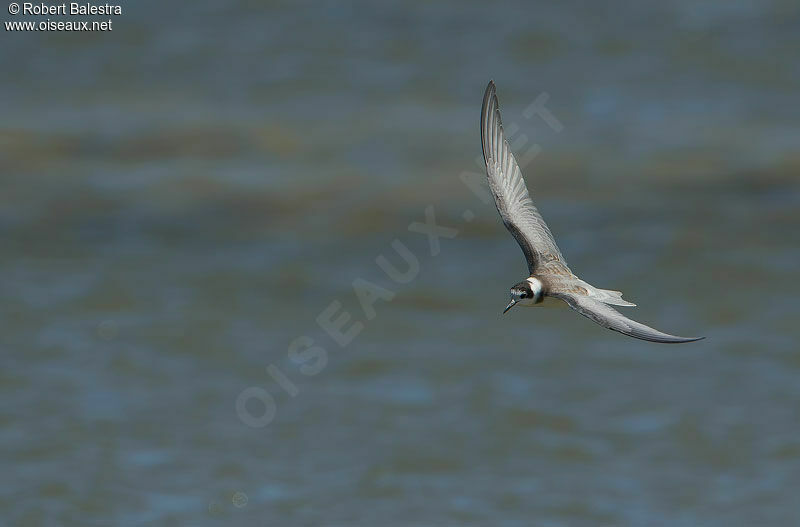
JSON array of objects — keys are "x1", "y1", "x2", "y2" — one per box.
[{"x1": 664, "y1": 335, "x2": 706, "y2": 344}]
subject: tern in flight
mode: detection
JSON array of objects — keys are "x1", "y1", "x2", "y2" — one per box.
[{"x1": 481, "y1": 81, "x2": 703, "y2": 343}]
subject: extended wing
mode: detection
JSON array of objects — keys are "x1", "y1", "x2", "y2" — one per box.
[
  {"x1": 550, "y1": 292, "x2": 704, "y2": 344},
  {"x1": 481, "y1": 81, "x2": 568, "y2": 274}
]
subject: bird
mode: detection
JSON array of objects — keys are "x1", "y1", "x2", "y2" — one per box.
[{"x1": 480, "y1": 81, "x2": 703, "y2": 343}]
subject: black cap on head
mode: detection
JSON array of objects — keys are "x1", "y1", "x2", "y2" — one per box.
[{"x1": 511, "y1": 281, "x2": 533, "y2": 298}]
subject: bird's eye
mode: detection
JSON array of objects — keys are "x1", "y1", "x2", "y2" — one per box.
[{"x1": 520, "y1": 293, "x2": 527, "y2": 298}]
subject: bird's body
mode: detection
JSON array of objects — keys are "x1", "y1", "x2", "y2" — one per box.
[{"x1": 481, "y1": 81, "x2": 703, "y2": 343}]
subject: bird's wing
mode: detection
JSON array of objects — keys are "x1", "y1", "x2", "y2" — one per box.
[
  {"x1": 549, "y1": 291, "x2": 704, "y2": 344},
  {"x1": 481, "y1": 80, "x2": 568, "y2": 274}
]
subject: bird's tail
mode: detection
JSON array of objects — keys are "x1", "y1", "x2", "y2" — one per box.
[{"x1": 594, "y1": 288, "x2": 636, "y2": 307}]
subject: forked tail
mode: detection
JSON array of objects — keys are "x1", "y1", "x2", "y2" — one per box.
[{"x1": 595, "y1": 288, "x2": 636, "y2": 307}]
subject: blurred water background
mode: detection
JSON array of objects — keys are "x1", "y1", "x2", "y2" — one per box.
[{"x1": 2, "y1": 0, "x2": 800, "y2": 525}]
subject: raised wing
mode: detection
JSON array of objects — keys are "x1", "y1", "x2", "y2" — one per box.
[
  {"x1": 481, "y1": 80, "x2": 567, "y2": 274},
  {"x1": 550, "y1": 292, "x2": 704, "y2": 344}
]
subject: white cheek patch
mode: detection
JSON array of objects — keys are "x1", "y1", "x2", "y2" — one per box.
[{"x1": 525, "y1": 277, "x2": 543, "y2": 297}]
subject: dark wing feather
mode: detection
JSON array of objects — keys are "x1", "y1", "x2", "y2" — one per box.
[
  {"x1": 481, "y1": 81, "x2": 567, "y2": 273},
  {"x1": 550, "y1": 292, "x2": 704, "y2": 344}
]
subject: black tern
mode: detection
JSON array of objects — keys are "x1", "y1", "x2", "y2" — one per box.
[{"x1": 481, "y1": 81, "x2": 703, "y2": 343}]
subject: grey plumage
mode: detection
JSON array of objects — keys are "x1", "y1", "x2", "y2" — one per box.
[
  {"x1": 481, "y1": 82, "x2": 567, "y2": 274},
  {"x1": 549, "y1": 292, "x2": 703, "y2": 344},
  {"x1": 480, "y1": 80, "x2": 703, "y2": 344}
]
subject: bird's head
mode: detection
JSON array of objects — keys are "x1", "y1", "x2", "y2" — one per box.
[{"x1": 504, "y1": 279, "x2": 543, "y2": 313}]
